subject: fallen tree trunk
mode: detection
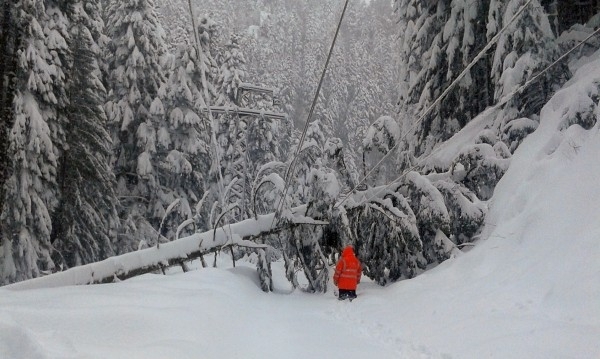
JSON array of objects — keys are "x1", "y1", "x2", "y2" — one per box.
[{"x1": 4, "y1": 210, "x2": 327, "y2": 291}]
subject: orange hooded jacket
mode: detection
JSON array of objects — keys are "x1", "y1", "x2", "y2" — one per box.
[{"x1": 333, "y1": 246, "x2": 362, "y2": 290}]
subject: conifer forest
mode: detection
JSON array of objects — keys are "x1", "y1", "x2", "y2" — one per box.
[{"x1": 0, "y1": 0, "x2": 598, "y2": 292}]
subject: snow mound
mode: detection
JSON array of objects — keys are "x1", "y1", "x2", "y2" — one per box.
[{"x1": 392, "y1": 46, "x2": 600, "y2": 358}]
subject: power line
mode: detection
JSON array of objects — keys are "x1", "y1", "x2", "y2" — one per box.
[
  {"x1": 334, "y1": 0, "x2": 536, "y2": 209},
  {"x1": 346, "y1": 24, "x2": 600, "y2": 209},
  {"x1": 270, "y1": 0, "x2": 351, "y2": 229}
]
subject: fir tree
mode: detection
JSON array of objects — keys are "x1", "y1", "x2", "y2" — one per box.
[
  {"x1": 216, "y1": 33, "x2": 246, "y2": 105},
  {"x1": 214, "y1": 33, "x2": 249, "y2": 219},
  {"x1": 400, "y1": 172, "x2": 452, "y2": 263},
  {"x1": 190, "y1": 14, "x2": 231, "y2": 229},
  {"x1": 50, "y1": 0, "x2": 119, "y2": 269},
  {"x1": 288, "y1": 120, "x2": 327, "y2": 206},
  {"x1": 103, "y1": 0, "x2": 167, "y2": 252},
  {"x1": 161, "y1": 40, "x2": 211, "y2": 233},
  {"x1": 395, "y1": 0, "x2": 493, "y2": 155},
  {"x1": 342, "y1": 191, "x2": 423, "y2": 284},
  {"x1": 154, "y1": 0, "x2": 190, "y2": 51},
  {"x1": 0, "y1": 2, "x2": 20, "y2": 216},
  {"x1": 196, "y1": 15, "x2": 220, "y2": 105},
  {"x1": 395, "y1": 0, "x2": 446, "y2": 156},
  {"x1": 1, "y1": 0, "x2": 61, "y2": 283},
  {"x1": 489, "y1": 0, "x2": 567, "y2": 123}
]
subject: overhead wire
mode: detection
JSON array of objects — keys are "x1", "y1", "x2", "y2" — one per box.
[
  {"x1": 343, "y1": 20, "x2": 600, "y2": 209},
  {"x1": 265, "y1": 0, "x2": 596, "y2": 221},
  {"x1": 334, "y1": 0, "x2": 536, "y2": 209},
  {"x1": 270, "y1": 0, "x2": 351, "y2": 229}
]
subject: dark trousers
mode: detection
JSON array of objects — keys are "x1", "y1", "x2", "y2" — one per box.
[{"x1": 338, "y1": 289, "x2": 357, "y2": 300}]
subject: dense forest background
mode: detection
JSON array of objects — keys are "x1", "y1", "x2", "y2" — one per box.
[{"x1": 0, "y1": 0, "x2": 598, "y2": 288}]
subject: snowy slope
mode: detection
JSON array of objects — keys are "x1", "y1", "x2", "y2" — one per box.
[{"x1": 1, "y1": 46, "x2": 600, "y2": 359}]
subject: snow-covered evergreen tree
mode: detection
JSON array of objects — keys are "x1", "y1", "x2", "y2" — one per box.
[
  {"x1": 215, "y1": 111, "x2": 249, "y2": 221},
  {"x1": 340, "y1": 191, "x2": 423, "y2": 284},
  {"x1": 216, "y1": 33, "x2": 246, "y2": 105},
  {"x1": 195, "y1": 15, "x2": 220, "y2": 104},
  {"x1": 247, "y1": 115, "x2": 283, "y2": 175},
  {"x1": 318, "y1": 0, "x2": 397, "y2": 156},
  {"x1": 433, "y1": 174, "x2": 486, "y2": 245},
  {"x1": 1, "y1": 0, "x2": 61, "y2": 283},
  {"x1": 160, "y1": 40, "x2": 212, "y2": 233},
  {"x1": 395, "y1": 0, "x2": 494, "y2": 155},
  {"x1": 0, "y1": 3, "x2": 20, "y2": 217},
  {"x1": 103, "y1": 0, "x2": 167, "y2": 252},
  {"x1": 287, "y1": 120, "x2": 327, "y2": 206},
  {"x1": 362, "y1": 115, "x2": 402, "y2": 184},
  {"x1": 187, "y1": 13, "x2": 233, "y2": 230},
  {"x1": 214, "y1": 33, "x2": 249, "y2": 220},
  {"x1": 323, "y1": 137, "x2": 355, "y2": 190},
  {"x1": 154, "y1": 0, "x2": 190, "y2": 51},
  {"x1": 394, "y1": 0, "x2": 447, "y2": 152},
  {"x1": 156, "y1": 0, "x2": 398, "y2": 190},
  {"x1": 488, "y1": 0, "x2": 567, "y2": 124},
  {"x1": 50, "y1": 0, "x2": 119, "y2": 269},
  {"x1": 400, "y1": 172, "x2": 453, "y2": 263}
]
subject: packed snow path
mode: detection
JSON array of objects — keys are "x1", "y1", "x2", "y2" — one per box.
[
  {"x1": 1, "y1": 242, "x2": 599, "y2": 359},
  {"x1": 0, "y1": 265, "x2": 445, "y2": 359}
]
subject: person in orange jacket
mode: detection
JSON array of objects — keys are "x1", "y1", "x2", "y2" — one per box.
[{"x1": 333, "y1": 245, "x2": 362, "y2": 301}]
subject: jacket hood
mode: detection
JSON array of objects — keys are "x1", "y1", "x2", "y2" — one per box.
[{"x1": 342, "y1": 246, "x2": 355, "y2": 257}]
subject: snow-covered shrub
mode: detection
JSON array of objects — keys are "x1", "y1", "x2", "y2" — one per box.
[
  {"x1": 452, "y1": 144, "x2": 510, "y2": 201},
  {"x1": 344, "y1": 193, "x2": 423, "y2": 284},
  {"x1": 305, "y1": 168, "x2": 340, "y2": 220},
  {"x1": 399, "y1": 172, "x2": 453, "y2": 263},
  {"x1": 433, "y1": 178, "x2": 487, "y2": 245},
  {"x1": 558, "y1": 82, "x2": 599, "y2": 131},
  {"x1": 323, "y1": 137, "x2": 356, "y2": 189},
  {"x1": 500, "y1": 117, "x2": 539, "y2": 153},
  {"x1": 251, "y1": 161, "x2": 287, "y2": 217},
  {"x1": 280, "y1": 221, "x2": 329, "y2": 293},
  {"x1": 363, "y1": 116, "x2": 401, "y2": 154}
]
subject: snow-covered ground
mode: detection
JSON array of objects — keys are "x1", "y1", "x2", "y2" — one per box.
[{"x1": 2, "y1": 43, "x2": 600, "y2": 359}]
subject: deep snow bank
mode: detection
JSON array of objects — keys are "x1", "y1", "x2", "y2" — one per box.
[{"x1": 378, "y1": 50, "x2": 600, "y2": 358}]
